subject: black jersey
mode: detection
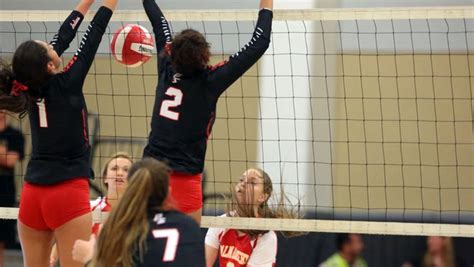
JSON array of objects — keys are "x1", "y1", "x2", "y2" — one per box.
[
  {"x1": 0, "y1": 126, "x2": 25, "y2": 177},
  {"x1": 142, "y1": 0, "x2": 273, "y2": 174},
  {"x1": 0, "y1": 125, "x2": 24, "y2": 244},
  {"x1": 134, "y1": 210, "x2": 205, "y2": 267},
  {"x1": 0, "y1": 126, "x2": 24, "y2": 203},
  {"x1": 24, "y1": 7, "x2": 113, "y2": 185}
]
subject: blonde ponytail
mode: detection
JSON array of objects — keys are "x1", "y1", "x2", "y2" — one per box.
[{"x1": 91, "y1": 159, "x2": 170, "y2": 267}]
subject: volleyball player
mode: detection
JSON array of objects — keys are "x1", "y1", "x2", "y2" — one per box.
[
  {"x1": 0, "y1": 0, "x2": 118, "y2": 265},
  {"x1": 205, "y1": 168, "x2": 297, "y2": 267},
  {"x1": 90, "y1": 152, "x2": 133, "y2": 234},
  {"x1": 75, "y1": 158, "x2": 205, "y2": 266},
  {"x1": 142, "y1": 0, "x2": 273, "y2": 223},
  {"x1": 0, "y1": 111, "x2": 24, "y2": 265},
  {"x1": 50, "y1": 153, "x2": 133, "y2": 265}
]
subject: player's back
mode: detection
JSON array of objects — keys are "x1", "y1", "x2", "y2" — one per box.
[
  {"x1": 25, "y1": 76, "x2": 92, "y2": 184},
  {"x1": 144, "y1": 2, "x2": 272, "y2": 175},
  {"x1": 28, "y1": 78, "x2": 89, "y2": 158},
  {"x1": 152, "y1": 61, "x2": 216, "y2": 143},
  {"x1": 145, "y1": 57, "x2": 218, "y2": 174},
  {"x1": 136, "y1": 210, "x2": 205, "y2": 267}
]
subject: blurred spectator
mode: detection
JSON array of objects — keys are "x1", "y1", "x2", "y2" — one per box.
[
  {"x1": 403, "y1": 236, "x2": 468, "y2": 267},
  {"x1": 0, "y1": 111, "x2": 24, "y2": 264},
  {"x1": 320, "y1": 233, "x2": 367, "y2": 267}
]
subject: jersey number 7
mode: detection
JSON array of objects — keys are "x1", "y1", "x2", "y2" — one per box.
[
  {"x1": 160, "y1": 87, "x2": 183, "y2": 121},
  {"x1": 152, "y1": 228, "x2": 180, "y2": 262}
]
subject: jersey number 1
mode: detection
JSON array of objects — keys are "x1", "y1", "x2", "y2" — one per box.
[
  {"x1": 152, "y1": 228, "x2": 180, "y2": 262},
  {"x1": 160, "y1": 87, "x2": 183, "y2": 121},
  {"x1": 36, "y1": 99, "x2": 48, "y2": 128}
]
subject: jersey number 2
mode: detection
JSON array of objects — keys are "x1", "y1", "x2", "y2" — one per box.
[
  {"x1": 36, "y1": 99, "x2": 48, "y2": 128},
  {"x1": 152, "y1": 228, "x2": 180, "y2": 262},
  {"x1": 159, "y1": 87, "x2": 182, "y2": 121}
]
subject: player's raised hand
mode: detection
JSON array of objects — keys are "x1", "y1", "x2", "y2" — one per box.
[
  {"x1": 72, "y1": 234, "x2": 96, "y2": 264},
  {"x1": 75, "y1": 0, "x2": 95, "y2": 16},
  {"x1": 260, "y1": 0, "x2": 273, "y2": 10},
  {"x1": 102, "y1": 0, "x2": 119, "y2": 11}
]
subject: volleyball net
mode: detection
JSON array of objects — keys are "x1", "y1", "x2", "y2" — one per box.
[{"x1": 0, "y1": 6, "x2": 473, "y2": 237}]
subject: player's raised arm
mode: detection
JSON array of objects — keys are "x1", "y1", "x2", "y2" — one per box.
[
  {"x1": 260, "y1": 0, "x2": 273, "y2": 10},
  {"x1": 75, "y1": 0, "x2": 96, "y2": 15},
  {"x1": 101, "y1": 0, "x2": 118, "y2": 11},
  {"x1": 208, "y1": 0, "x2": 273, "y2": 97},
  {"x1": 50, "y1": 0, "x2": 95, "y2": 56},
  {"x1": 62, "y1": 0, "x2": 118, "y2": 89},
  {"x1": 142, "y1": 0, "x2": 172, "y2": 54}
]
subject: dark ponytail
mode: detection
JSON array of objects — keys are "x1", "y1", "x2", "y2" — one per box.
[
  {"x1": 0, "y1": 61, "x2": 29, "y2": 117},
  {"x1": 0, "y1": 40, "x2": 51, "y2": 116}
]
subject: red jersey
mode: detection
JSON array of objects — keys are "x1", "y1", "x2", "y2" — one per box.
[
  {"x1": 90, "y1": 196, "x2": 111, "y2": 235},
  {"x1": 205, "y1": 216, "x2": 277, "y2": 267}
]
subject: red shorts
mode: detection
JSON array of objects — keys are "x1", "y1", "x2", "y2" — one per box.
[
  {"x1": 19, "y1": 178, "x2": 90, "y2": 231},
  {"x1": 169, "y1": 172, "x2": 202, "y2": 213}
]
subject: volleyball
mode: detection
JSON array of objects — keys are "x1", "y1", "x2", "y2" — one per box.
[{"x1": 110, "y1": 24, "x2": 154, "y2": 67}]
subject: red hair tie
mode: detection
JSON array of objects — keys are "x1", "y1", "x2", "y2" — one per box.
[{"x1": 11, "y1": 80, "x2": 28, "y2": 97}]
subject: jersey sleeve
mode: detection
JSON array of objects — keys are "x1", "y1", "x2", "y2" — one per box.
[
  {"x1": 62, "y1": 6, "x2": 113, "y2": 91},
  {"x1": 143, "y1": 0, "x2": 172, "y2": 55},
  {"x1": 247, "y1": 231, "x2": 277, "y2": 267},
  {"x1": 50, "y1": 10, "x2": 84, "y2": 57},
  {"x1": 207, "y1": 8, "x2": 273, "y2": 98},
  {"x1": 205, "y1": 227, "x2": 223, "y2": 249},
  {"x1": 89, "y1": 197, "x2": 101, "y2": 210},
  {"x1": 90, "y1": 197, "x2": 103, "y2": 235}
]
